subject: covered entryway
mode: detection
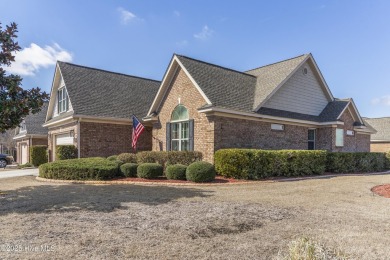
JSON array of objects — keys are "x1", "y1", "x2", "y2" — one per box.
[{"x1": 21, "y1": 143, "x2": 28, "y2": 164}]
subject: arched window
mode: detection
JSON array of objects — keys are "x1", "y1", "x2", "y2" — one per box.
[
  {"x1": 167, "y1": 105, "x2": 193, "y2": 151},
  {"x1": 171, "y1": 105, "x2": 189, "y2": 121}
]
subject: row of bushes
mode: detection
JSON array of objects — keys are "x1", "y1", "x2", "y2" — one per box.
[
  {"x1": 39, "y1": 158, "x2": 216, "y2": 182},
  {"x1": 119, "y1": 162, "x2": 216, "y2": 182},
  {"x1": 108, "y1": 151, "x2": 203, "y2": 168},
  {"x1": 215, "y1": 149, "x2": 390, "y2": 179},
  {"x1": 25, "y1": 145, "x2": 77, "y2": 167}
]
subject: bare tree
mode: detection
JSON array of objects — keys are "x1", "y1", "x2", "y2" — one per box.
[{"x1": 0, "y1": 129, "x2": 16, "y2": 154}]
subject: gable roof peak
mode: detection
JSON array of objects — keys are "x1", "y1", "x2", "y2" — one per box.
[
  {"x1": 245, "y1": 53, "x2": 310, "y2": 73},
  {"x1": 174, "y1": 54, "x2": 256, "y2": 78}
]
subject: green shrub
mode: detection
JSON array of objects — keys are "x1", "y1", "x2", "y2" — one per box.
[
  {"x1": 215, "y1": 149, "x2": 327, "y2": 179},
  {"x1": 136, "y1": 151, "x2": 203, "y2": 169},
  {"x1": 120, "y1": 163, "x2": 138, "y2": 177},
  {"x1": 29, "y1": 145, "x2": 47, "y2": 166},
  {"x1": 107, "y1": 155, "x2": 118, "y2": 161},
  {"x1": 18, "y1": 162, "x2": 33, "y2": 169},
  {"x1": 137, "y1": 163, "x2": 163, "y2": 179},
  {"x1": 186, "y1": 161, "x2": 216, "y2": 182},
  {"x1": 326, "y1": 152, "x2": 388, "y2": 173},
  {"x1": 385, "y1": 151, "x2": 390, "y2": 169},
  {"x1": 39, "y1": 157, "x2": 119, "y2": 180},
  {"x1": 166, "y1": 164, "x2": 187, "y2": 180},
  {"x1": 56, "y1": 145, "x2": 78, "y2": 160},
  {"x1": 117, "y1": 153, "x2": 137, "y2": 163}
]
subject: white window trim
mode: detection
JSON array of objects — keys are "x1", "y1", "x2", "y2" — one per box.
[
  {"x1": 58, "y1": 87, "x2": 68, "y2": 114},
  {"x1": 336, "y1": 128, "x2": 344, "y2": 147},
  {"x1": 171, "y1": 121, "x2": 189, "y2": 151}
]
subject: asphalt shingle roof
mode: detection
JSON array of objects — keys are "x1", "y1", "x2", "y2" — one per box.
[
  {"x1": 256, "y1": 100, "x2": 349, "y2": 122},
  {"x1": 176, "y1": 54, "x2": 356, "y2": 123},
  {"x1": 176, "y1": 55, "x2": 257, "y2": 112},
  {"x1": 363, "y1": 117, "x2": 390, "y2": 141},
  {"x1": 15, "y1": 103, "x2": 48, "y2": 137},
  {"x1": 57, "y1": 61, "x2": 161, "y2": 119}
]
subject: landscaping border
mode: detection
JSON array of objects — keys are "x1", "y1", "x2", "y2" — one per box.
[{"x1": 35, "y1": 170, "x2": 390, "y2": 186}]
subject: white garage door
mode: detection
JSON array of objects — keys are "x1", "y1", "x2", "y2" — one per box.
[
  {"x1": 21, "y1": 143, "x2": 28, "y2": 164},
  {"x1": 56, "y1": 133, "x2": 73, "y2": 145}
]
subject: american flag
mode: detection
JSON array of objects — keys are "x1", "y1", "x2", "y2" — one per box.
[{"x1": 132, "y1": 115, "x2": 145, "y2": 151}]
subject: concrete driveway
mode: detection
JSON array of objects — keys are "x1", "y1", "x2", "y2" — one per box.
[{"x1": 0, "y1": 168, "x2": 38, "y2": 179}]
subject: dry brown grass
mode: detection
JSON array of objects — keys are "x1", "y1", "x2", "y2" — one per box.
[{"x1": 0, "y1": 174, "x2": 389, "y2": 259}]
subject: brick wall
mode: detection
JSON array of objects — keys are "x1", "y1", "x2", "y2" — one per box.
[
  {"x1": 80, "y1": 122, "x2": 152, "y2": 158},
  {"x1": 32, "y1": 137, "x2": 48, "y2": 146},
  {"x1": 370, "y1": 142, "x2": 390, "y2": 152},
  {"x1": 214, "y1": 117, "x2": 309, "y2": 151},
  {"x1": 331, "y1": 110, "x2": 370, "y2": 152},
  {"x1": 152, "y1": 67, "x2": 214, "y2": 162}
]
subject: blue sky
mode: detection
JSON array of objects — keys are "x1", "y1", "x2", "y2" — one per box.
[{"x1": 1, "y1": 0, "x2": 389, "y2": 117}]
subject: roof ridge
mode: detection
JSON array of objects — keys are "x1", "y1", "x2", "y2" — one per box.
[
  {"x1": 364, "y1": 117, "x2": 390, "y2": 119},
  {"x1": 174, "y1": 54, "x2": 256, "y2": 78},
  {"x1": 57, "y1": 61, "x2": 161, "y2": 83},
  {"x1": 245, "y1": 53, "x2": 309, "y2": 73}
]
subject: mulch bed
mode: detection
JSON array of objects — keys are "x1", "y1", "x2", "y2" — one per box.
[{"x1": 371, "y1": 184, "x2": 390, "y2": 198}]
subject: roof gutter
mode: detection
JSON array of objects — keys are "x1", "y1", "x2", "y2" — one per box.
[{"x1": 198, "y1": 106, "x2": 344, "y2": 127}]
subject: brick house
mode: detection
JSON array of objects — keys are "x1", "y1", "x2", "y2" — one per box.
[
  {"x1": 43, "y1": 62, "x2": 160, "y2": 161},
  {"x1": 144, "y1": 54, "x2": 374, "y2": 162},
  {"x1": 364, "y1": 117, "x2": 390, "y2": 152},
  {"x1": 13, "y1": 103, "x2": 48, "y2": 164}
]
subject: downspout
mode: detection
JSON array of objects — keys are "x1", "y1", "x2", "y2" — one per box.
[{"x1": 77, "y1": 119, "x2": 81, "y2": 158}]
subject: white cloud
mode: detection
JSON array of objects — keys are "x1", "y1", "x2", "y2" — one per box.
[
  {"x1": 7, "y1": 43, "x2": 72, "y2": 76},
  {"x1": 371, "y1": 95, "x2": 390, "y2": 106},
  {"x1": 194, "y1": 25, "x2": 213, "y2": 40},
  {"x1": 118, "y1": 7, "x2": 138, "y2": 24}
]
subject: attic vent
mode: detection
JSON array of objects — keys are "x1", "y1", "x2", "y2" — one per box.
[{"x1": 303, "y1": 67, "x2": 308, "y2": 75}]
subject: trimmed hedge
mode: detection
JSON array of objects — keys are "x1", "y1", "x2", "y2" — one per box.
[
  {"x1": 215, "y1": 149, "x2": 390, "y2": 179},
  {"x1": 117, "y1": 153, "x2": 137, "y2": 163},
  {"x1": 326, "y1": 152, "x2": 389, "y2": 173},
  {"x1": 137, "y1": 163, "x2": 163, "y2": 179},
  {"x1": 166, "y1": 164, "x2": 187, "y2": 180},
  {"x1": 107, "y1": 155, "x2": 118, "y2": 161},
  {"x1": 120, "y1": 163, "x2": 138, "y2": 177},
  {"x1": 136, "y1": 151, "x2": 203, "y2": 168},
  {"x1": 215, "y1": 149, "x2": 327, "y2": 179},
  {"x1": 186, "y1": 161, "x2": 216, "y2": 182},
  {"x1": 30, "y1": 145, "x2": 47, "y2": 166},
  {"x1": 56, "y1": 145, "x2": 78, "y2": 160},
  {"x1": 386, "y1": 151, "x2": 390, "y2": 169},
  {"x1": 39, "y1": 157, "x2": 119, "y2": 180}
]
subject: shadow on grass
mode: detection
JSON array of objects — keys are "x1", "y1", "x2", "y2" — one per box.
[{"x1": 0, "y1": 182, "x2": 214, "y2": 215}]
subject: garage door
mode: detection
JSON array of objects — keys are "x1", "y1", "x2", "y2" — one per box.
[
  {"x1": 56, "y1": 133, "x2": 73, "y2": 145},
  {"x1": 55, "y1": 133, "x2": 74, "y2": 161},
  {"x1": 21, "y1": 143, "x2": 28, "y2": 164}
]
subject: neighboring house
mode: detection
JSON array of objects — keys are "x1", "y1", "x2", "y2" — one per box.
[
  {"x1": 43, "y1": 62, "x2": 160, "y2": 161},
  {"x1": 363, "y1": 117, "x2": 390, "y2": 152},
  {"x1": 145, "y1": 53, "x2": 374, "y2": 162},
  {"x1": 13, "y1": 103, "x2": 48, "y2": 164}
]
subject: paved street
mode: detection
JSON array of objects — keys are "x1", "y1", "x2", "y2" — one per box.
[{"x1": 0, "y1": 168, "x2": 38, "y2": 179}]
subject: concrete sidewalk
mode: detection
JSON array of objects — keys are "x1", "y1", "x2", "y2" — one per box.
[{"x1": 0, "y1": 168, "x2": 38, "y2": 179}]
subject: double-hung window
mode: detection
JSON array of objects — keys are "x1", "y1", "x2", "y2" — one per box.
[
  {"x1": 58, "y1": 87, "x2": 69, "y2": 113},
  {"x1": 167, "y1": 105, "x2": 194, "y2": 151}
]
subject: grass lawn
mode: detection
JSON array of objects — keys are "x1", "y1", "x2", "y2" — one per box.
[{"x1": 0, "y1": 174, "x2": 389, "y2": 259}]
